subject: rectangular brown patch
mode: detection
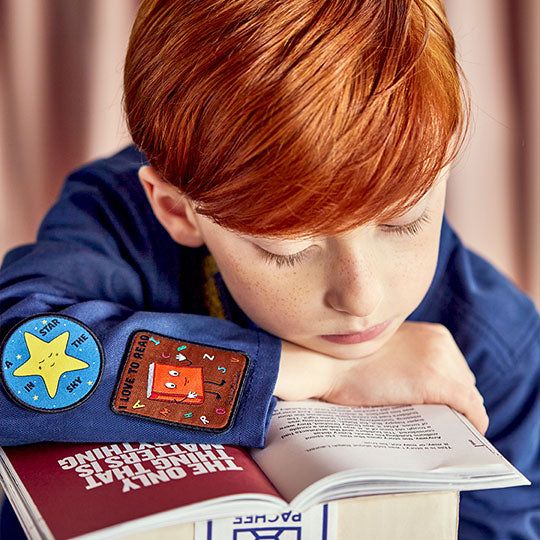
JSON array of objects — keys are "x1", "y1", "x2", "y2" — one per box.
[{"x1": 111, "y1": 331, "x2": 249, "y2": 432}]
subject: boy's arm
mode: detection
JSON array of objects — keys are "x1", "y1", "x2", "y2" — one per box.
[
  {"x1": 458, "y1": 325, "x2": 540, "y2": 539},
  {"x1": 276, "y1": 322, "x2": 489, "y2": 434},
  {"x1": 0, "y1": 151, "x2": 280, "y2": 448}
]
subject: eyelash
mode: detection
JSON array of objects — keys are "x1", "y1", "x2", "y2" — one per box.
[
  {"x1": 380, "y1": 211, "x2": 432, "y2": 237},
  {"x1": 259, "y1": 211, "x2": 432, "y2": 268},
  {"x1": 260, "y1": 248, "x2": 311, "y2": 268}
]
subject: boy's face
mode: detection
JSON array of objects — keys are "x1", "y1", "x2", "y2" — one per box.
[{"x1": 192, "y1": 178, "x2": 447, "y2": 360}]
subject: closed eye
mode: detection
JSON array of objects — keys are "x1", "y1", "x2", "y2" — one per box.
[
  {"x1": 257, "y1": 246, "x2": 312, "y2": 268},
  {"x1": 380, "y1": 211, "x2": 432, "y2": 237}
]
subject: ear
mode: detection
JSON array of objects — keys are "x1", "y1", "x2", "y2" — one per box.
[{"x1": 138, "y1": 165, "x2": 205, "y2": 247}]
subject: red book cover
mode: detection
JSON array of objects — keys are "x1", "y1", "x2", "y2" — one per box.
[{"x1": 0, "y1": 442, "x2": 281, "y2": 540}]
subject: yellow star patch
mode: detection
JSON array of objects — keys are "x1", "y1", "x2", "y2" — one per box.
[{"x1": 13, "y1": 332, "x2": 89, "y2": 398}]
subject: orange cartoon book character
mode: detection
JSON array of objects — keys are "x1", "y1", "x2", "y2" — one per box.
[{"x1": 147, "y1": 362, "x2": 225, "y2": 404}]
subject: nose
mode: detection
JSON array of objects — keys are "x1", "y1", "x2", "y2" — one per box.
[{"x1": 323, "y1": 242, "x2": 383, "y2": 318}]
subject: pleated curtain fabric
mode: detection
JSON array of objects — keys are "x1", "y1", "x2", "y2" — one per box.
[
  {"x1": 444, "y1": 0, "x2": 540, "y2": 305},
  {"x1": 0, "y1": 0, "x2": 137, "y2": 251}
]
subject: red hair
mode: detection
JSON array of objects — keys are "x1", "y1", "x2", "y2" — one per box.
[{"x1": 124, "y1": 0, "x2": 467, "y2": 236}]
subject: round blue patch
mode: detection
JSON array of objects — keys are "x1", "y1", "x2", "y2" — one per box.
[{"x1": 1, "y1": 314, "x2": 103, "y2": 412}]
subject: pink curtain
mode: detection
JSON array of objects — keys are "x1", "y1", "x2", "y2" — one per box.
[
  {"x1": 0, "y1": 0, "x2": 538, "y2": 306},
  {"x1": 0, "y1": 0, "x2": 138, "y2": 249},
  {"x1": 445, "y1": 0, "x2": 540, "y2": 305}
]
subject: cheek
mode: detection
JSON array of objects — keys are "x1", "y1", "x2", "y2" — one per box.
[
  {"x1": 216, "y1": 257, "x2": 316, "y2": 330},
  {"x1": 397, "y1": 225, "x2": 442, "y2": 304}
]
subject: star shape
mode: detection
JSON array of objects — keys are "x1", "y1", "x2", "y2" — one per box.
[{"x1": 14, "y1": 332, "x2": 89, "y2": 398}]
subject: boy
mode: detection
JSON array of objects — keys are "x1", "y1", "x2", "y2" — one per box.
[{"x1": 0, "y1": 0, "x2": 538, "y2": 538}]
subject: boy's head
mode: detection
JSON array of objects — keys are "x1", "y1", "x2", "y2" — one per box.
[{"x1": 124, "y1": 0, "x2": 466, "y2": 359}]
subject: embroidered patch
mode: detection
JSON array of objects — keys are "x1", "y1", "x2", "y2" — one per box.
[
  {"x1": 111, "y1": 331, "x2": 249, "y2": 432},
  {"x1": 0, "y1": 314, "x2": 104, "y2": 412}
]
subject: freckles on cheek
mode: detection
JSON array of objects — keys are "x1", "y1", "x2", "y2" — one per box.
[
  {"x1": 390, "y1": 236, "x2": 439, "y2": 304},
  {"x1": 220, "y1": 259, "x2": 279, "y2": 308},
  {"x1": 409, "y1": 235, "x2": 441, "y2": 298},
  {"x1": 223, "y1": 262, "x2": 311, "y2": 326}
]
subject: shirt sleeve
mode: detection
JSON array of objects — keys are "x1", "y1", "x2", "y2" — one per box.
[
  {"x1": 0, "y1": 150, "x2": 281, "y2": 448},
  {"x1": 458, "y1": 324, "x2": 540, "y2": 539},
  {"x1": 410, "y1": 224, "x2": 540, "y2": 539}
]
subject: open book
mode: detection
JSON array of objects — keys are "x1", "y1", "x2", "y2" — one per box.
[{"x1": 0, "y1": 401, "x2": 529, "y2": 540}]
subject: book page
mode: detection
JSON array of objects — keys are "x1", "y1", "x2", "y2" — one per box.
[{"x1": 251, "y1": 401, "x2": 525, "y2": 504}]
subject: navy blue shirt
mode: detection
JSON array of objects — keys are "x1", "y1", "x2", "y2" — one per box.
[{"x1": 0, "y1": 146, "x2": 539, "y2": 538}]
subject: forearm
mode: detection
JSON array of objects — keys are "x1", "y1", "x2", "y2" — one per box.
[
  {"x1": 0, "y1": 293, "x2": 281, "y2": 448},
  {"x1": 274, "y1": 340, "x2": 340, "y2": 402},
  {"x1": 274, "y1": 323, "x2": 489, "y2": 434}
]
